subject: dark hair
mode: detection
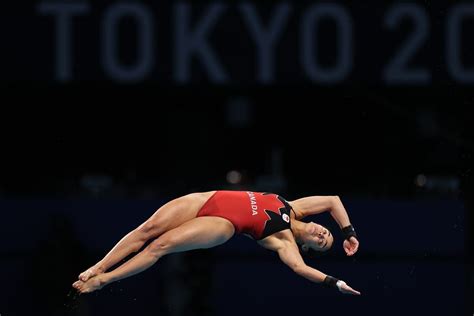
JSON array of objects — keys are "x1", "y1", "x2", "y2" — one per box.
[{"x1": 298, "y1": 243, "x2": 327, "y2": 259}]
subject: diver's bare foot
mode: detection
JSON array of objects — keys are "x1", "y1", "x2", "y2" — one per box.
[
  {"x1": 72, "y1": 275, "x2": 106, "y2": 294},
  {"x1": 78, "y1": 265, "x2": 104, "y2": 282}
]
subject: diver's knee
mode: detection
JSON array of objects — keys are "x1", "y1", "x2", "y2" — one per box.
[
  {"x1": 146, "y1": 237, "x2": 175, "y2": 258},
  {"x1": 137, "y1": 220, "x2": 161, "y2": 239}
]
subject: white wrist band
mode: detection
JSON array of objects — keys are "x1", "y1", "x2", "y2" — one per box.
[{"x1": 336, "y1": 280, "x2": 345, "y2": 290}]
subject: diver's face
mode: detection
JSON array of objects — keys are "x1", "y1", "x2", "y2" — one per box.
[{"x1": 303, "y1": 222, "x2": 333, "y2": 251}]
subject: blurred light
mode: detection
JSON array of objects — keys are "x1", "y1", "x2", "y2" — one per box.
[
  {"x1": 414, "y1": 174, "x2": 460, "y2": 194},
  {"x1": 415, "y1": 174, "x2": 427, "y2": 187},
  {"x1": 226, "y1": 170, "x2": 242, "y2": 184}
]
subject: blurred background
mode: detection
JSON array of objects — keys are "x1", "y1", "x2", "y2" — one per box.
[{"x1": 1, "y1": 1, "x2": 472, "y2": 316}]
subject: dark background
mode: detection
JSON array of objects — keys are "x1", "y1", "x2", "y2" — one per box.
[{"x1": 1, "y1": 1, "x2": 473, "y2": 316}]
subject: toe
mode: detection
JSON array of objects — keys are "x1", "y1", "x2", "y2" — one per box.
[{"x1": 73, "y1": 281, "x2": 84, "y2": 289}]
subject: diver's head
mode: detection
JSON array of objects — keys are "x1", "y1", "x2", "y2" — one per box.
[{"x1": 298, "y1": 221, "x2": 333, "y2": 253}]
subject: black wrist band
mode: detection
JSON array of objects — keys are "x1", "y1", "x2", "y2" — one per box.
[
  {"x1": 341, "y1": 225, "x2": 357, "y2": 240},
  {"x1": 323, "y1": 275, "x2": 339, "y2": 288}
]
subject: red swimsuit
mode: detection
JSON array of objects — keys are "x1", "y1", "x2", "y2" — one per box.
[{"x1": 197, "y1": 191, "x2": 293, "y2": 240}]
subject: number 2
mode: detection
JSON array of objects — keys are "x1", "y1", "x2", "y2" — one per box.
[{"x1": 383, "y1": 4, "x2": 431, "y2": 85}]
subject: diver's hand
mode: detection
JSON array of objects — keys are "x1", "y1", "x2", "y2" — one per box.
[
  {"x1": 343, "y1": 236, "x2": 359, "y2": 256},
  {"x1": 337, "y1": 280, "x2": 361, "y2": 295}
]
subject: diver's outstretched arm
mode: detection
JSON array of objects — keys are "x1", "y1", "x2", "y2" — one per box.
[
  {"x1": 259, "y1": 231, "x2": 361, "y2": 295},
  {"x1": 276, "y1": 241, "x2": 360, "y2": 295}
]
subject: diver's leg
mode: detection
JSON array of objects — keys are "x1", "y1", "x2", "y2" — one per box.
[
  {"x1": 73, "y1": 216, "x2": 233, "y2": 293},
  {"x1": 78, "y1": 191, "x2": 216, "y2": 281}
]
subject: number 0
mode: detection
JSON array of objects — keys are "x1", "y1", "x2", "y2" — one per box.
[{"x1": 447, "y1": 4, "x2": 474, "y2": 83}]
